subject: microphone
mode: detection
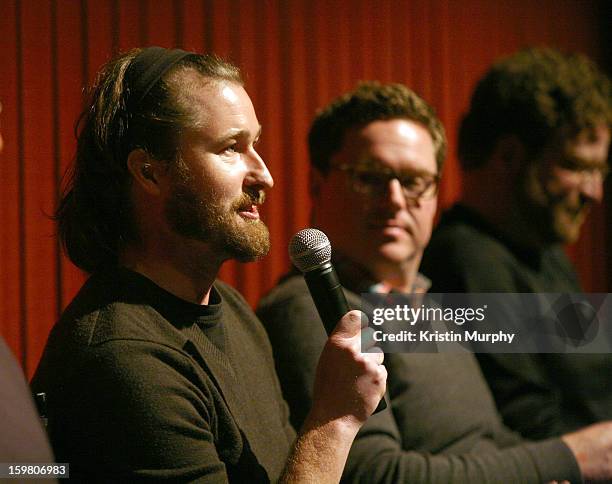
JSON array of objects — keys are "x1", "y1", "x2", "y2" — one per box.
[
  {"x1": 289, "y1": 228, "x2": 348, "y2": 335},
  {"x1": 289, "y1": 228, "x2": 387, "y2": 412}
]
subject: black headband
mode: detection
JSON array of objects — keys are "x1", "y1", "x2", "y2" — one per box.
[{"x1": 127, "y1": 46, "x2": 191, "y2": 107}]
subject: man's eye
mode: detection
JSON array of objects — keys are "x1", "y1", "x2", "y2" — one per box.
[
  {"x1": 399, "y1": 176, "x2": 421, "y2": 188},
  {"x1": 400, "y1": 176, "x2": 431, "y2": 190},
  {"x1": 220, "y1": 144, "x2": 238, "y2": 155}
]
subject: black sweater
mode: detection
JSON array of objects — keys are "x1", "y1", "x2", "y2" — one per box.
[
  {"x1": 422, "y1": 204, "x2": 612, "y2": 440},
  {"x1": 32, "y1": 267, "x2": 294, "y2": 482}
]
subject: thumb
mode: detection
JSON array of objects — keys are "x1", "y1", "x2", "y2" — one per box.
[{"x1": 331, "y1": 310, "x2": 367, "y2": 339}]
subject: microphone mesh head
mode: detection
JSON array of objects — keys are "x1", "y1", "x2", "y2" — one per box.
[{"x1": 289, "y1": 228, "x2": 332, "y2": 272}]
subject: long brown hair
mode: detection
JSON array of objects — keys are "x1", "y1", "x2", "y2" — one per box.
[{"x1": 57, "y1": 48, "x2": 242, "y2": 273}]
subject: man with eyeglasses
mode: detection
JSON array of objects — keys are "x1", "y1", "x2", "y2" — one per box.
[
  {"x1": 421, "y1": 48, "x2": 612, "y2": 441},
  {"x1": 258, "y1": 82, "x2": 612, "y2": 482}
]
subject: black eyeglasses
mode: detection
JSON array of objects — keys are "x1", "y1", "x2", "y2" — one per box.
[{"x1": 333, "y1": 164, "x2": 440, "y2": 201}]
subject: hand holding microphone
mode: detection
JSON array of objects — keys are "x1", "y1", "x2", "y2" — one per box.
[{"x1": 289, "y1": 228, "x2": 387, "y2": 416}]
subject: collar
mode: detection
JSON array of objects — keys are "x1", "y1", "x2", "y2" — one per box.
[{"x1": 332, "y1": 253, "x2": 431, "y2": 295}]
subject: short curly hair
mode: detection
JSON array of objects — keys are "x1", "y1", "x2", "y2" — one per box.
[
  {"x1": 459, "y1": 47, "x2": 612, "y2": 170},
  {"x1": 308, "y1": 82, "x2": 447, "y2": 174}
]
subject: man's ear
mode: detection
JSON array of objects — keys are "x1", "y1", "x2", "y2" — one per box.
[
  {"x1": 127, "y1": 149, "x2": 162, "y2": 195},
  {"x1": 492, "y1": 135, "x2": 527, "y2": 175}
]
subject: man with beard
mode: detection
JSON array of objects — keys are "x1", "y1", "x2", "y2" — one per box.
[
  {"x1": 420, "y1": 48, "x2": 612, "y2": 439},
  {"x1": 31, "y1": 47, "x2": 386, "y2": 482},
  {"x1": 258, "y1": 81, "x2": 612, "y2": 482}
]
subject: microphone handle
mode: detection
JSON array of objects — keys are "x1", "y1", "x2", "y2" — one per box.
[
  {"x1": 303, "y1": 265, "x2": 387, "y2": 413},
  {"x1": 304, "y1": 264, "x2": 348, "y2": 335}
]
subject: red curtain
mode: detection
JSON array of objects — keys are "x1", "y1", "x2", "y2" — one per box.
[{"x1": 0, "y1": 0, "x2": 607, "y2": 377}]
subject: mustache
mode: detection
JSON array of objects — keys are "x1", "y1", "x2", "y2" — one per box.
[{"x1": 232, "y1": 189, "x2": 266, "y2": 210}]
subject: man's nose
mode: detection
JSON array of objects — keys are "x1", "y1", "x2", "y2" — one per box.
[
  {"x1": 579, "y1": 171, "x2": 603, "y2": 204},
  {"x1": 385, "y1": 178, "x2": 409, "y2": 209},
  {"x1": 245, "y1": 148, "x2": 274, "y2": 190}
]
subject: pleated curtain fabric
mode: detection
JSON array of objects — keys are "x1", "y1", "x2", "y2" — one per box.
[{"x1": 0, "y1": 0, "x2": 609, "y2": 376}]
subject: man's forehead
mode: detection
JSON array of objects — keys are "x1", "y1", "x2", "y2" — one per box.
[
  {"x1": 176, "y1": 75, "x2": 254, "y2": 127},
  {"x1": 336, "y1": 119, "x2": 436, "y2": 170},
  {"x1": 181, "y1": 77, "x2": 237, "y2": 102},
  {"x1": 345, "y1": 119, "x2": 432, "y2": 146},
  {"x1": 171, "y1": 71, "x2": 245, "y2": 117},
  {"x1": 172, "y1": 77, "x2": 260, "y2": 148}
]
